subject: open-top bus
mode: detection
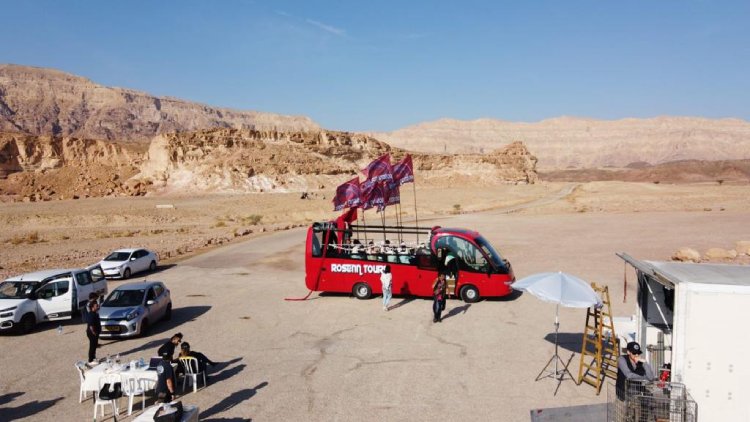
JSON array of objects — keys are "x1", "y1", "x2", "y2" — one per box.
[{"x1": 304, "y1": 222, "x2": 515, "y2": 302}]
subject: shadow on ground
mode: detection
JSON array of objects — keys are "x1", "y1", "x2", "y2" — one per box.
[
  {"x1": 200, "y1": 381, "x2": 268, "y2": 420},
  {"x1": 484, "y1": 289, "x2": 523, "y2": 302},
  {"x1": 543, "y1": 332, "x2": 584, "y2": 353},
  {"x1": 442, "y1": 303, "x2": 471, "y2": 320},
  {"x1": 0, "y1": 392, "x2": 63, "y2": 421}
]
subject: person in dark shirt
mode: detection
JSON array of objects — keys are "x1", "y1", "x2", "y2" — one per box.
[
  {"x1": 616, "y1": 341, "x2": 655, "y2": 400},
  {"x1": 81, "y1": 292, "x2": 99, "y2": 324},
  {"x1": 157, "y1": 332, "x2": 183, "y2": 362},
  {"x1": 86, "y1": 300, "x2": 101, "y2": 363},
  {"x1": 155, "y1": 351, "x2": 176, "y2": 403},
  {"x1": 178, "y1": 342, "x2": 217, "y2": 373}
]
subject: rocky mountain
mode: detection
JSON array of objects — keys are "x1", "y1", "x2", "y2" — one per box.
[
  {"x1": 0, "y1": 64, "x2": 319, "y2": 141},
  {"x1": 0, "y1": 129, "x2": 538, "y2": 201},
  {"x1": 374, "y1": 116, "x2": 750, "y2": 170}
]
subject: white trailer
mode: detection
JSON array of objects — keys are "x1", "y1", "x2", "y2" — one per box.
[{"x1": 619, "y1": 253, "x2": 750, "y2": 421}]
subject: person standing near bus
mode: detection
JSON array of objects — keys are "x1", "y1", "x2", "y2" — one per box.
[
  {"x1": 432, "y1": 273, "x2": 447, "y2": 323},
  {"x1": 381, "y1": 265, "x2": 392, "y2": 311}
]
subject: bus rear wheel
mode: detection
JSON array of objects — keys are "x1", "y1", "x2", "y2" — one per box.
[
  {"x1": 353, "y1": 283, "x2": 372, "y2": 300},
  {"x1": 460, "y1": 285, "x2": 480, "y2": 303}
]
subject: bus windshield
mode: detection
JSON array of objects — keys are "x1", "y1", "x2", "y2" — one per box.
[{"x1": 475, "y1": 236, "x2": 507, "y2": 271}]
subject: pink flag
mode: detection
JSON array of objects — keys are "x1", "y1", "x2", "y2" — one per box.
[
  {"x1": 332, "y1": 177, "x2": 361, "y2": 211},
  {"x1": 392, "y1": 154, "x2": 414, "y2": 185},
  {"x1": 360, "y1": 181, "x2": 386, "y2": 211},
  {"x1": 361, "y1": 153, "x2": 393, "y2": 189},
  {"x1": 385, "y1": 181, "x2": 400, "y2": 207}
]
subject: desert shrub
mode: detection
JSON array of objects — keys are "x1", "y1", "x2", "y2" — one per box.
[
  {"x1": 451, "y1": 204, "x2": 461, "y2": 214},
  {"x1": 214, "y1": 220, "x2": 227, "y2": 228},
  {"x1": 8, "y1": 231, "x2": 43, "y2": 245},
  {"x1": 242, "y1": 214, "x2": 263, "y2": 225}
]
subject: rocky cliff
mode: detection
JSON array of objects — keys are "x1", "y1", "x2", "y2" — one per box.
[
  {"x1": 0, "y1": 64, "x2": 319, "y2": 141},
  {"x1": 374, "y1": 116, "x2": 750, "y2": 170},
  {"x1": 0, "y1": 129, "x2": 538, "y2": 201}
]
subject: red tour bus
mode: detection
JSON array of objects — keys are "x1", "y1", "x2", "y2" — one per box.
[{"x1": 304, "y1": 222, "x2": 515, "y2": 302}]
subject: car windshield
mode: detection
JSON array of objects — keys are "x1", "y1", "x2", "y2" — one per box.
[
  {"x1": 475, "y1": 236, "x2": 507, "y2": 271},
  {"x1": 103, "y1": 289, "x2": 145, "y2": 307},
  {"x1": 104, "y1": 252, "x2": 131, "y2": 261},
  {"x1": 0, "y1": 281, "x2": 37, "y2": 299}
]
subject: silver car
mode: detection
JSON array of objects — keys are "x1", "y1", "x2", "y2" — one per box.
[
  {"x1": 100, "y1": 248, "x2": 159, "y2": 279},
  {"x1": 99, "y1": 281, "x2": 172, "y2": 338}
]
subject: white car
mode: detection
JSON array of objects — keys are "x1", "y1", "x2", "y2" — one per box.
[{"x1": 100, "y1": 248, "x2": 158, "y2": 279}]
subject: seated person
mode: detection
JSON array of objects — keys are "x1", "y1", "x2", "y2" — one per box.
[
  {"x1": 616, "y1": 341, "x2": 655, "y2": 400},
  {"x1": 351, "y1": 239, "x2": 364, "y2": 257},
  {"x1": 179, "y1": 342, "x2": 217, "y2": 373}
]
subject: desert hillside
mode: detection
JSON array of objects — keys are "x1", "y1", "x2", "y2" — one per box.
[
  {"x1": 0, "y1": 64, "x2": 319, "y2": 141},
  {"x1": 374, "y1": 117, "x2": 750, "y2": 170},
  {"x1": 0, "y1": 129, "x2": 538, "y2": 201}
]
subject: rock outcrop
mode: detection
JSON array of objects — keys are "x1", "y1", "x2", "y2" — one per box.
[
  {"x1": 0, "y1": 64, "x2": 319, "y2": 142},
  {"x1": 0, "y1": 128, "x2": 538, "y2": 200},
  {"x1": 374, "y1": 116, "x2": 750, "y2": 170}
]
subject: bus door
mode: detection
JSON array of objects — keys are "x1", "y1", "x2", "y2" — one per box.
[
  {"x1": 435, "y1": 235, "x2": 492, "y2": 298},
  {"x1": 411, "y1": 248, "x2": 438, "y2": 297},
  {"x1": 307, "y1": 223, "x2": 337, "y2": 290}
]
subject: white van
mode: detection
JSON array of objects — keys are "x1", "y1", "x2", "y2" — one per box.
[{"x1": 0, "y1": 266, "x2": 108, "y2": 334}]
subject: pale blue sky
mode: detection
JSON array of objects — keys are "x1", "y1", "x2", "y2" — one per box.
[{"x1": 1, "y1": 1, "x2": 748, "y2": 131}]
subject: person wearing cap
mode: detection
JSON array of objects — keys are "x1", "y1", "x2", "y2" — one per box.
[
  {"x1": 157, "y1": 332, "x2": 183, "y2": 362},
  {"x1": 155, "y1": 351, "x2": 176, "y2": 403},
  {"x1": 616, "y1": 341, "x2": 655, "y2": 400},
  {"x1": 178, "y1": 342, "x2": 217, "y2": 373}
]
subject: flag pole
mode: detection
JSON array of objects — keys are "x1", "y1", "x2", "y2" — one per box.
[
  {"x1": 361, "y1": 207, "x2": 368, "y2": 246},
  {"x1": 412, "y1": 181, "x2": 420, "y2": 244}
]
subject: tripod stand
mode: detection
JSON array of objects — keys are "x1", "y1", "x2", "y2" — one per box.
[{"x1": 535, "y1": 304, "x2": 576, "y2": 395}]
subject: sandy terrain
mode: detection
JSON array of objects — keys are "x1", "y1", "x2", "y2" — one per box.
[{"x1": 1, "y1": 181, "x2": 749, "y2": 421}]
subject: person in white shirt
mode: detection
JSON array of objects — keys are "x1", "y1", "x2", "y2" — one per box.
[{"x1": 381, "y1": 265, "x2": 392, "y2": 311}]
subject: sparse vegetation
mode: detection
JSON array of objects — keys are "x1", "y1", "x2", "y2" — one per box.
[
  {"x1": 241, "y1": 214, "x2": 263, "y2": 225},
  {"x1": 214, "y1": 220, "x2": 227, "y2": 228},
  {"x1": 717, "y1": 179, "x2": 724, "y2": 186},
  {"x1": 451, "y1": 204, "x2": 461, "y2": 214},
  {"x1": 8, "y1": 231, "x2": 43, "y2": 245}
]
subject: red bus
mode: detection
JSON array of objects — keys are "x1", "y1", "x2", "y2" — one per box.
[{"x1": 304, "y1": 222, "x2": 515, "y2": 302}]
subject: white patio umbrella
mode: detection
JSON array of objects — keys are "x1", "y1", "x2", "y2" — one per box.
[{"x1": 513, "y1": 271, "x2": 601, "y2": 391}]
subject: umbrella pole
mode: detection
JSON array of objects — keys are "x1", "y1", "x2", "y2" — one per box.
[{"x1": 554, "y1": 303, "x2": 560, "y2": 378}]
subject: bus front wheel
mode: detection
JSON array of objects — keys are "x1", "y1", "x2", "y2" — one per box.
[
  {"x1": 353, "y1": 283, "x2": 372, "y2": 300},
  {"x1": 460, "y1": 285, "x2": 480, "y2": 303}
]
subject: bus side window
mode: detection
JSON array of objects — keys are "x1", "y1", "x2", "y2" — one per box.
[
  {"x1": 311, "y1": 231, "x2": 323, "y2": 257},
  {"x1": 416, "y1": 252, "x2": 437, "y2": 270}
]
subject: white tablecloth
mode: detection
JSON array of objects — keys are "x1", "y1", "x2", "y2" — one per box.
[
  {"x1": 81, "y1": 363, "x2": 159, "y2": 392},
  {"x1": 133, "y1": 403, "x2": 199, "y2": 422}
]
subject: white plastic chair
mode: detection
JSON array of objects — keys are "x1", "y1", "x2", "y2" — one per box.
[
  {"x1": 121, "y1": 374, "x2": 147, "y2": 416},
  {"x1": 179, "y1": 356, "x2": 206, "y2": 393},
  {"x1": 75, "y1": 361, "x2": 91, "y2": 403},
  {"x1": 94, "y1": 373, "x2": 121, "y2": 421}
]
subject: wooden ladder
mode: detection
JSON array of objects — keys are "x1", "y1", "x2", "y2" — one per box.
[{"x1": 577, "y1": 283, "x2": 619, "y2": 394}]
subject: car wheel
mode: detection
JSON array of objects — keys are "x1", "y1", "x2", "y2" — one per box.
[
  {"x1": 353, "y1": 282, "x2": 372, "y2": 300},
  {"x1": 139, "y1": 319, "x2": 149, "y2": 337},
  {"x1": 19, "y1": 314, "x2": 36, "y2": 335},
  {"x1": 460, "y1": 285, "x2": 480, "y2": 303},
  {"x1": 164, "y1": 303, "x2": 172, "y2": 321},
  {"x1": 123, "y1": 268, "x2": 131, "y2": 279},
  {"x1": 149, "y1": 261, "x2": 157, "y2": 272}
]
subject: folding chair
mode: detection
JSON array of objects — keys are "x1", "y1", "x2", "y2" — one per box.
[
  {"x1": 179, "y1": 356, "x2": 207, "y2": 393},
  {"x1": 74, "y1": 361, "x2": 91, "y2": 403}
]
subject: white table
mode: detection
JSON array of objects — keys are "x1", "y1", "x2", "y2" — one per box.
[
  {"x1": 82, "y1": 362, "x2": 159, "y2": 393},
  {"x1": 133, "y1": 403, "x2": 199, "y2": 422}
]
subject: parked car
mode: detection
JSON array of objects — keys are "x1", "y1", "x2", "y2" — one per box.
[
  {"x1": 99, "y1": 281, "x2": 172, "y2": 338},
  {"x1": 99, "y1": 248, "x2": 158, "y2": 279},
  {"x1": 0, "y1": 266, "x2": 107, "y2": 334}
]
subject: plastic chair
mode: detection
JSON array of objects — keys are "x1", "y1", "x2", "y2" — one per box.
[
  {"x1": 120, "y1": 374, "x2": 147, "y2": 416},
  {"x1": 94, "y1": 373, "x2": 121, "y2": 421},
  {"x1": 74, "y1": 361, "x2": 91, "y2": 403},
  {"x1": 179, "y1": 356, "x2": 206, "y2": 393}
]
